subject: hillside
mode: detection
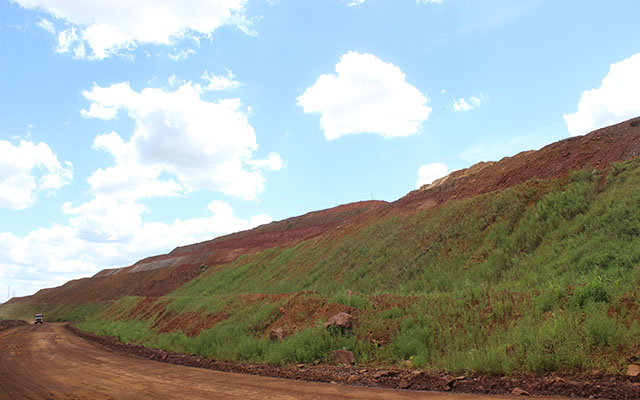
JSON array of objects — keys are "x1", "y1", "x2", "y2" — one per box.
[{"x1": 2, "y1": 117, "x2": 640, "y2": 378}]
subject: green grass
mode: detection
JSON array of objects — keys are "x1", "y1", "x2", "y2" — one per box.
[
  {"x1": 0, "y1": 301, "x2": 108, "y2": 322},
  {"x1": 11, "y1": 159, "x2": 640, "y2": 375}
]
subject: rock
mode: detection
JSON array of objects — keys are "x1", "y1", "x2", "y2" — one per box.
[
  {"x1": 442, "y1": 375, "x2": 465, "y2": 388},
  {"x1": 404, "y1": 360, "x2": 413, "y2": 368},
  {"x1": 627, "y1": 364, "x2": 640, "y2": 377},
  {"x1": 511, "y1": 387, "x2": 530, "y2": 396},
  {"x1": 347, "y1": 374, "x2": 358, "y2": 384},
  {"x1": 332, "y1": 349, "x2": 355, "y2": 365},
  {"x1": 269, "y1": 327, "x2": 285, "y2": 342},
  {"x1": 330, "y1": 381, "x2": 337, "y2": 385},
  {"x1": 324, "y1": 312, "x2": 354, "y2": 331},
  {"x1": 373, "y1": 370, "x2": 392, "y2": 379}
]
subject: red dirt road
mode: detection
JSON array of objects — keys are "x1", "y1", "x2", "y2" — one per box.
[{"x1": 0, "y1": 323, "x2": 567, "y2": 400}]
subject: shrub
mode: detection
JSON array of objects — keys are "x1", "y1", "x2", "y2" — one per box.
[
  {"x1": 572, "y1": 275, "x2": 611, "y2": 309},
  {"x1": 585, "y1": 305, "x2": 623, "y2": 349}
]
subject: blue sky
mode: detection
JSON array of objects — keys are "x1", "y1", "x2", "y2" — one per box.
[{"x1": 1, "y1": 0, "x2": 639, "y2": 299}]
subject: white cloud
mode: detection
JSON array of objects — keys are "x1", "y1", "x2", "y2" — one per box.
[
  {"x1": 80, "y1": 82, "x2": 134, "y2": 120},
  {"x1": 452, "y1": 94, "x2": 485, "y2": 112},
  {"x1": 298, "y1": 52, "x2": 431, "y2": 140},
  {"x1": 0, "y1": 140, "x2": 72, "y2": 210},
  {"x1": 62, "y1": 197, "x2": 146, "y2": 243},
  {"x1": 201, "y1": 69, "x2": 241, "y2": 91},
  {"x1": 416, "y1": 162, "x2": 448, "y2": 188},
  {"x1": 247, "y1": 153, "x2": 285, "y2": 171},
  {"x1": 0, "y1": 80, "x2": 283, "y2": 297},
  {"x1": 168, "y1": 48, "x2": 196, "y2": 61},
  {"x1": 0, "y1": 200, "x2": 271, "y2": 298},
  {"x1": 563, "y1": 53, "x2": 640, "y2": 136},
  {"x1": 37, "y1": 18, "x2": 55, "y2": 33},
  {"x1": 13, "y1": 0, "x2": 249, "y2": 59},
  {"x1": 82, "y1": 82, "x2": 281, "y2": 201}
]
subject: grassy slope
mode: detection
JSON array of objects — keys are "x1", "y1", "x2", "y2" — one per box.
[{"x1": 6, "y1": 159, "x2": 640, "y2": 374}]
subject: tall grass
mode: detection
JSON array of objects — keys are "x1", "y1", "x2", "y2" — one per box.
[{"x1": 17, "y1": 159, "x2": 640, "y2": 375}]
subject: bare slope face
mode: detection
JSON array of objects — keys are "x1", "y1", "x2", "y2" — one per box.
[
  {"x1": 395, "y1": 116, "x2": 640, "y2": 212},
  {"x1": 4, "y1": 117, "x2": 640, "y2": 307},
  {"x1": 5, "y1": 201, "x2": 387, "y2": 305}
]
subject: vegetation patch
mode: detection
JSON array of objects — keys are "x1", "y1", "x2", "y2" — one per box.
[{"x1": 10, "y1": 159, "x2": 640, "y2": 376}]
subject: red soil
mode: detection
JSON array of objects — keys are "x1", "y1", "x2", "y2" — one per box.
[
  {"x1": 264, "y1": 292, "x2": 356, "y2": 338},
  {"x1": 6, "y1": 117, "x2": 640, "y2": 310},
  {"x1": 394, "y1": 116, "x2": 640, "y2": 212},
  {"x1": 9, "y1": 201, "x2": 385, "y2": 305}
]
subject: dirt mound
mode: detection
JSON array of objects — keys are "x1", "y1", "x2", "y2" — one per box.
[
  {"x1": 0, "y1": 319, "x2": 29, "y2": 332},
  {"x1": 264, "y1": 292, "x2": 356, "y2": 337}
]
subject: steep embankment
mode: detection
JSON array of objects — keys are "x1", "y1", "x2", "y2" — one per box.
[
  {"x1": 3, "y1": 200, "x2": 386, "y2": 307},
  {"x1": 2, "y1": 117, "x2": 640, "y2": 381}
]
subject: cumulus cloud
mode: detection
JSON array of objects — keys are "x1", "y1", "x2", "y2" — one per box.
[
  {"x1": 12, "y1": 0, "x2": 249, "y2": 59},
  {"x1": 298, "y1": 52, "x2": 431, "y2": 140},
  {"x1": 452, "y1": 94, "x2": 485, "y2": 112},
  {"x1": 0, "y1": 140, "x2": 72, "y2": 210},
  {"x1": 0, "y1": 199, "x2": 271, "y2": 298},
  {"x1": 200, "y1": 69, "x2": 241, "y2": 91},
  {"x1": 81, "y1": 82, "x2": 281, "y2": 201},
  {"x1": 416, "y1": 162, "x2": 448, "y2": 188},
  {"x1": 563, "y1": 53, "x2": 640, "y2": 136},
  {"x1": 0, "y1": 81, "x2": 283, "y2": 297}
]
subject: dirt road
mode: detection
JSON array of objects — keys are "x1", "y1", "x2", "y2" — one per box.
[{"x1": 0, "y1": 323, "x2": 566, "y2": 400}]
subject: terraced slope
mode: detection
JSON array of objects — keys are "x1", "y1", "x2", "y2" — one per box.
[{"x1": 2, "y1": 117, "x2": 640, "y2": 377}]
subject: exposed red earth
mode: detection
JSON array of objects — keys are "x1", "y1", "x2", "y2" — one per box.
[
  {"x1": 13, "y1": 200, "x2": 387, "y2": 304},
  {"x1": 6, "y1": 117, "x2": 640, "y2": 307},
  {"x1": 395, "y1": 116, "x2": 640, "y2": 212},
  {"x1": 0, "y1": 323, "x2": 582, "y2": 400},
  {"x1": 2, "y1": 117, "x2": 640, "y2": 399}
]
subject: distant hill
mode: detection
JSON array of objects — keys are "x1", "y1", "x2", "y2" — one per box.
[{"x1": 3, "y1": 116, "x2": 640, "y2": 375}]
